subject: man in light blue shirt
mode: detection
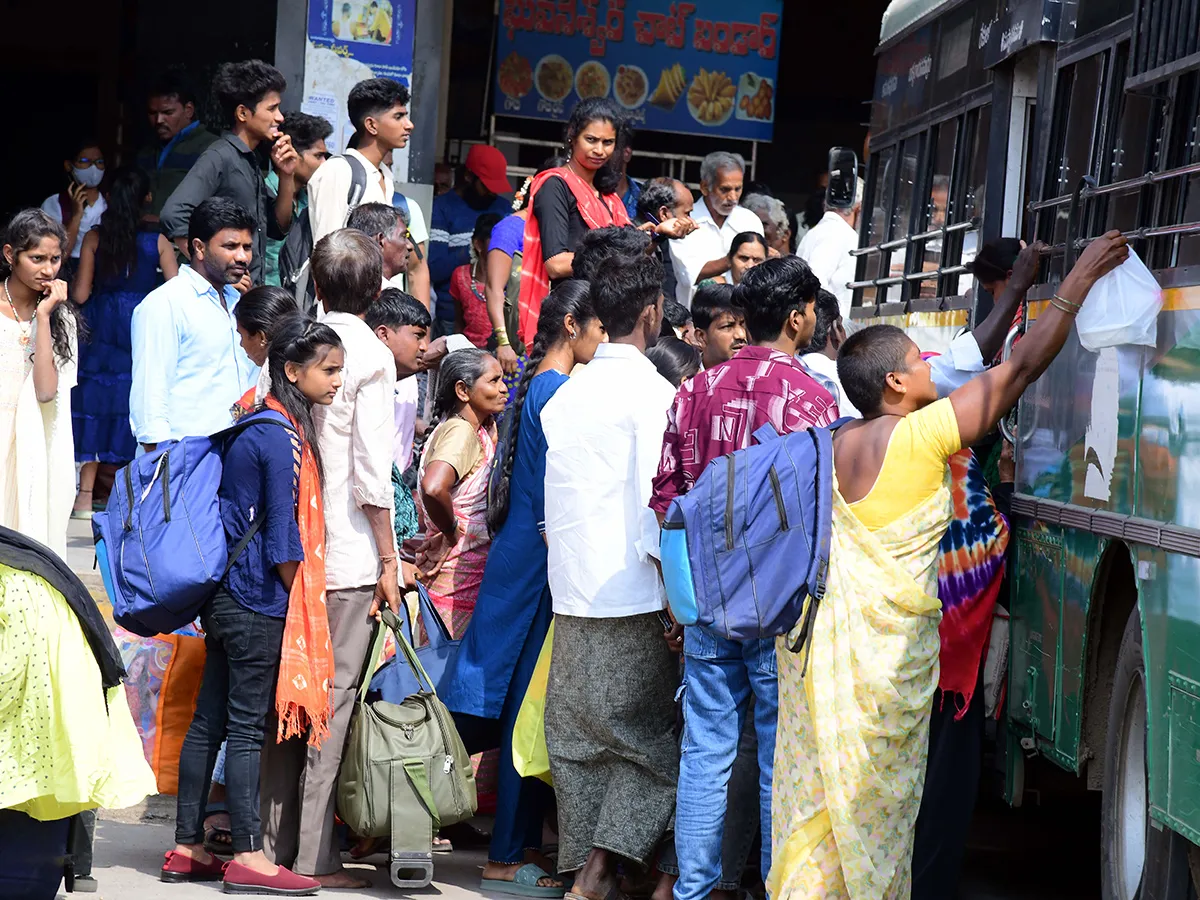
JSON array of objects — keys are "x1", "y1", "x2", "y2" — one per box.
[{"x1": 130, "y1": 197, "x2": 260, "y2": 448}]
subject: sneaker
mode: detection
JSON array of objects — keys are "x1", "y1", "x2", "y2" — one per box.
[
  {"x1": 222, "y1": 860, "x2": 321, "y2": 895},
  {"x1": 161, "y1": 850, "x2": 227, "y2": 883}
]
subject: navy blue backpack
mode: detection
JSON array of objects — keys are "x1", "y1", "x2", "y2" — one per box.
[
  {"x1": 92, "y1": 410, "x2": 294, "y2": 637},
  {"x1": 659, "y1": 419, "x2": 850, "y2": 652}
]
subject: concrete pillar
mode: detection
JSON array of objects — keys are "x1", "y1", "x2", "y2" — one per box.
[{"x1": 275, "y1": 0, "x2": 309, "y2": 112}]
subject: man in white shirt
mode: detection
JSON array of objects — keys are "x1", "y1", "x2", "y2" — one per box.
[
  {"x1": 260, "y1": 229, "x2": 404, "y2": 890},
  {"x1": 797, "y1": 177, "x2": 863, "y2": 319},
  {"x1": 670, "y1": 152, "x2": 764, "y2": 307},
  {"x1": 541, "y1": 254, "x2": 680, "y2": 900},
  {"x1": 130, "y1": 197, "x2": 259, "y2": 448}
]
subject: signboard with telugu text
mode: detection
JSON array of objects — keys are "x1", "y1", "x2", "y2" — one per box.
[{"x1": 493, "y1": 1, "x2": 783, "y2": 142}]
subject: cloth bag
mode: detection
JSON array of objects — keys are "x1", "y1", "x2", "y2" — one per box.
[
  {"x1": 338, "y1": 607, "x2": 476, "y2": 887},
  {"x1": 368, "y1": 584, "x2": 461, "y2": 699},
  {"x1": 511, "y1": 619, "x2": 554, "y2": 786},
  {"x1": 1074, "y1": 249, "x2": 1162, "y2": 351}
]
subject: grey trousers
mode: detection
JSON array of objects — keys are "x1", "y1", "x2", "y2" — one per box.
[
  {"x1": 261, "y1": 584, "x2": 376, "y2": 876},
  {"x1": 545, "y1": 612, "x2": 680, "y2": 873}
]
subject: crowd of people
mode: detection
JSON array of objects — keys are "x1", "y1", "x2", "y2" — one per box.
[{"x1": 0, "y1": 54, "x2": 1134, "y2": 900}]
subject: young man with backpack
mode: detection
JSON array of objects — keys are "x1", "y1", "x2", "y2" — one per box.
[
  {"x1": 648, "y1": 256, "x2": 838, "y2": 900},
  {"x1": 160, "y1": 60, "x2": 299, "y2": 286}
]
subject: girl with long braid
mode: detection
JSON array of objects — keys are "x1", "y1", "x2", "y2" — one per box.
[{"x1": 441, "y1": 279, "x2": 606, "y2": 897}]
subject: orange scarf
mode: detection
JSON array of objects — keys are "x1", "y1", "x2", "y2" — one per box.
[
  {"x1": 517, "y1": 166, "x2": 630, "y2": 346},
  {"x1": 264, "y1": 394, "x2": 336, "y2": 748}
]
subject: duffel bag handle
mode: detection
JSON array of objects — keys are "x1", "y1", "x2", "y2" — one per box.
[{"x1": 355, "y1": 606, "x2": 441, "y2": 705}]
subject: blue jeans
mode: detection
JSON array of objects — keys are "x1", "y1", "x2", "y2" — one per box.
[
  {"x1": 673, "y1": 628, "x2": 777, "y2": 900},
  {"x1": 175, "y1": 589, "x2": 285, "y2": 853}
]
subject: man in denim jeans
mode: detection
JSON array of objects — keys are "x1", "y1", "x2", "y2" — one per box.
[{"x1": 650, "y1": 257, "x2": 838, "y2": 900}]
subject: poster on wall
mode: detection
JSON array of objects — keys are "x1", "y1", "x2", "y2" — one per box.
[
  {"x1": 302, "y1": 0, "x2": 417, "y2": 170},
  {"x1": 493, "y1": 1, "x2": 783, "y2": 142}
]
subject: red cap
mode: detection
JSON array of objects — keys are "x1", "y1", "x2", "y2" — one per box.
[{"x1": 465, "y1": 144, "x2": 512, "y2": 196}]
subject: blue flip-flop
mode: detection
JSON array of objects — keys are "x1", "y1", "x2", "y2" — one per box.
[{"x1": 481, "y1": 864, "x2": 567, "y2": 898}]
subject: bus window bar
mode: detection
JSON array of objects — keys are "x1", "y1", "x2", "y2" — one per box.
[
  {"x1": 847, "y1": 264, "x2": 969, "y2": 291},
  {"x1": 1027, "y1": 160, "x2": 1200, "y2": 214},
  {"x1": 1072, "y1": 220, "x2": 1200, "y2": 248},
  {"x1": 850, "y1": 218, "x2": 979, "y2": 258}
]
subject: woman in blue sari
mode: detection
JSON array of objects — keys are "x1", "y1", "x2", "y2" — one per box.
[{"x1": 443, "y1": 280, "x2": 606, "y2": 897}]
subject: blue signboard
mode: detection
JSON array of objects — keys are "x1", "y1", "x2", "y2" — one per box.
[
  {"x1": 303, "y1": 0, "x2": 417, "y2": 153},
  {"x1": 493, "y1": 1, "x2": 783, "y2": 142}
]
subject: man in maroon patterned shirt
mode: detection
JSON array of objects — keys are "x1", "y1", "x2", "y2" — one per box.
[{"x1": 648, "y1": 256, "x2": 837, "y2": 900}]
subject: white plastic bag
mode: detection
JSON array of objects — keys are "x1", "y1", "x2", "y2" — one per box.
[{"x1": 1074, "y1": 249, "x2": 1161, "y2": 352}]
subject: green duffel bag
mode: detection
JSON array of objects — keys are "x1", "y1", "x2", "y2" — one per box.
[{"x1": 337, "y1": 606, "x2": 476, "y2": 883}]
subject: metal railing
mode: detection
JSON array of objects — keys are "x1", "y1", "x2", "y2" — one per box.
[{"x1": 847, "y1": 217, "x2": 979, "y2": 293}]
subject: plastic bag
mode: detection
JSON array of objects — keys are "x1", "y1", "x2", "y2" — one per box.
[
  {"x1": 1074, "y1": 249, "x2": 1161, "y2": 352},
  {"x1": 511, "y1": 620, "x2": 554, "y2": 786}
]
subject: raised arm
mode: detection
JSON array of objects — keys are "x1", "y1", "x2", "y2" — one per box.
[
  {"x1": 970, "y1": 241, "x2": 1044, "y2": 363},
  {"x1": 950, "y1": 231, "x2": 1129, "y2": 448}
]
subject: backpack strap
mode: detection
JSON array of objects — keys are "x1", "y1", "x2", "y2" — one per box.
[
  {"x1": 214, "y1": 410, "x2": 299, "y2": 580},
  {"x1": 752, "y1": 423, "x2": 780, "y2": 444},
  {"x1": 787, "y1": 426, "x2": 835, "y2": 668},
  {"x1": 344, "y1": 154, "x2": 369, "y2": 219}
]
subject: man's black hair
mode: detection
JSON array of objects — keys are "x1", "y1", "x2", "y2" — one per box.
[
  {"x1": 966, "y1": 238, "x2": 1024, "y2": 283},
  {"x1": 474, "y1": 212, "x2": 503, "y2": 243},
  {"x1": 690, "y1": 282, "x2": 740, "y2": 331},
  {"x1": 637, "y1": 177, "x2": 679, "y2": 223},
  {"x1": 281, "y1": 111, "x2": 334, "y2": 153},
  {"x1": 660, "y1": 298, "x2": 692, "y2": 335},
  {"x1": 187, "y1": 197, "x2": 256, "y2": 248},
  {"x1": 148, "y1": 68, "x2": 199, "y2": 107},
  {"x1": 212, "y1": 60, "x2": 286, "y2": 125},
  {"x1": 837, "y1": 324, "x2": 914, "y2": 416},
  {"x1": 744, "y1": 180, "x2": 773, "y2": 197},
  {"x1": 365, "y1": 287, "x2": 431, "y2": 331},
  {"x1": 347, "y1": 78, "x2": 410, "y2": 131},
  {"x1": 733, "y1": 255, "x2": 820, "y2": 343},
  {"x1": 572, "y1": 226, "x2": 651, "y2": 281},
  {"x1": 803, "y1": 289, "x2": 842, "y2": 355},
  {"x1": 647, "y1": 336, "x2": 701, "y2": 387},
  {"x1": 590, "y1": 255, "x2": 662, "y2": 339},
  {"x1": 346, "y1": 202, "x2": 403, "y2": 238}
]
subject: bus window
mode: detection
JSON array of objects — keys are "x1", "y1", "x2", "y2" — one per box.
[
  {"x1": 860, "y1": 145, "x2": 896, "y2": 306},
  {"x1": 1169, "y1": 73, "x2": 1200, "y2": 266},
  {"x1": 889, "y1": 136, "x2": 922, "y2": 289},
  {"x1": 1105, "y1": 89, "x2": 1161, "y2": 235},
  {"x1": 920, "y1": 122, "x2": 958, "y2": 298},
  {"x1": 957, "y1": 105, "x2": 991, "y2": 295}
]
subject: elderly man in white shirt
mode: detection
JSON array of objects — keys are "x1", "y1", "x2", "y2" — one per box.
[
  {"x1": 670, "y1": 151, "x2": 764, "y2": 307},
  {"x1": 541, "y1": 255, "x2": 680, "y2": 900},
  {"x1": 798, "y1": 177, "x2": 863, "y2": 319},
  {"x1": 260, "y1": 229, "x2": 404, "y2": 891}
]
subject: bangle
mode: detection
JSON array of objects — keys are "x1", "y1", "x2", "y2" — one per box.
[
  {"x1": 494, "y1": 329, "x2": 511, "y2": 347},
  {"x1": 378, "y1": 553, "x2": 398, "y2": 563},
  {"x1": 1052, "y1": 293, "x2": 1082, "y2": 310},
  {"x1": 1050, "y1": 296, "x2": 1079, "y2": 316}
]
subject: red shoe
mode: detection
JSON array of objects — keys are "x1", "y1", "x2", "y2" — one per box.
[
  {"x1": 222, "y1": 860, "x2": 321, "y2": 895},
  {"x1": 161, "y1": 850, "x2": 227, "y2": 883}
]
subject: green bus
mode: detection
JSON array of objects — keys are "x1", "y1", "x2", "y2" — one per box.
[{"x1": 853, "y1": 0, "x2": 1200, "y2": 896}]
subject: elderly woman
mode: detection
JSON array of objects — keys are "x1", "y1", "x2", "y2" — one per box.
[{"x1": 742, "y1": 192, "x2": 790, "y2": 256}]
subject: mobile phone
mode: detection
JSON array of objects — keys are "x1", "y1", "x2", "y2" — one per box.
[{"x1": 657, "y1": 609, "x2": 674, "y2": 631}]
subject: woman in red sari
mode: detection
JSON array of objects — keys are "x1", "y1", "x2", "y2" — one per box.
[{"x1": 518, "y1": 98, "x2": 629, "y2": 346}]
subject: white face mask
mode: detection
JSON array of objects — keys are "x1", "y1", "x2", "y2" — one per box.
[{"x1": 72, "y1": 166, "x2": 104, "y2": 188}]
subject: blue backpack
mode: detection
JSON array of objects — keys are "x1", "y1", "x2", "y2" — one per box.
[
  {"x1": 659, "y1": 419, "x2": 849, "y2": 652},
  {"x1": 92, "y1": 410, "x2": 294, "y2": 637}
]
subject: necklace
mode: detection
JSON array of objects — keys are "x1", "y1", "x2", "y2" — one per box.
[{"x1": 3, "y1": 278, "x2": 36, "y2": 347}]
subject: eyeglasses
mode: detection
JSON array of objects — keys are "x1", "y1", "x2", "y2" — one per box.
[{"x1": 75, "y1": 156, "x2": 105, "y2": 168}]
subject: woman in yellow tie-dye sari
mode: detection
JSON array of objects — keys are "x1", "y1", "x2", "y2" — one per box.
[{"x1": 768, "y1": 230, "x2": 1128, "y2": 899}]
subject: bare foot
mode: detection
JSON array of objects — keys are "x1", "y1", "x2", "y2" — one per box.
[
  {"x1": 483, "y1": 861, "x2": 564, "y2": 888},
  {"x1": 315, "y1": 869, "x2": 372, "y2": 889},
  {"x1": 650, "y1": 872, "x2": 676, "y2": 900},
  {"x1": 172, "y1": 843, "x2": 215, "y2": 866},
  {"x1": 570, "y1": 849, "x2": 619, "y2": 900},
  {"x1": 233, "y1": 850, "x2": 279, "y2": 877}
]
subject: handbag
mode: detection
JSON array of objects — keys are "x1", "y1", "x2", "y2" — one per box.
[
  {"x1": 338, "y1": 607, "x2": 477, "y2": 888},
  {"x1": 511, "y1": 619, "x2": 554, "y2": 785},
  {"x1": 368, "y1": 584, "x2": 460, "y2": 700}
]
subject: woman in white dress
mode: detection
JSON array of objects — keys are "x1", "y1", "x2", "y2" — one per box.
[{"x1": 0, "y1": 209, "x2": 81, "y2": 558}]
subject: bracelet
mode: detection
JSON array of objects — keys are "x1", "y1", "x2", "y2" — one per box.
[
  {"x1": 1052, "y1": 293, "x2": 1082, "y2": 310},
  {"x1": 494, "y1": 329, "x2": 511, "y2": 347},
  {"x1": 378, "y1": 553, "x2": 398, "y2": 563},
  {"x1": 1050, "y1": 296, "x2": 1079, "y2": 316}
]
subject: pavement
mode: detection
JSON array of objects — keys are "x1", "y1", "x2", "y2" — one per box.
[{"x1": 60, "y1": 520, "x2": 1101, "y2": 899}]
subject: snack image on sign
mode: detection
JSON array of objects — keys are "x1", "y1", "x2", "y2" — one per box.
[
  {"x1": 687, "y1": 69, "x2": 736, "y2": 127},
  {"x1": 498, "y1": 51, "x2": 533, "y2": 99},
  {"x1": 649, "y1": 62, "x2": 686, "y2": 110},
  {"x1": 736, "y1": 73, "x2": 775, "y2": 122},
  {"x1": 535, "y1": 55, "x2": 574, "y2": 102},
  {"x1": 614, "y1": 64, "x2": 648, "y2": 109},
  {"x1": 575, "y1": 60, "x2": 610, "y2": 99}
]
